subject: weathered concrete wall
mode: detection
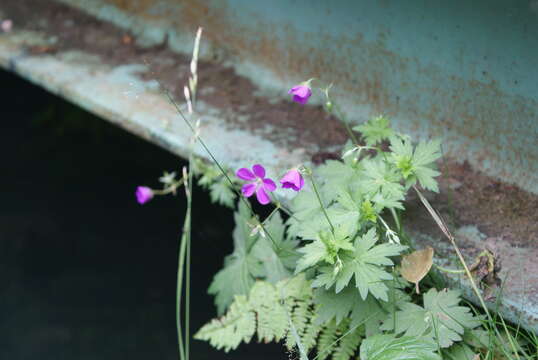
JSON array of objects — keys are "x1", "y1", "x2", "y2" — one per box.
[{"x1": 58, "y1": 0, "x2": 538, "y2": 194}]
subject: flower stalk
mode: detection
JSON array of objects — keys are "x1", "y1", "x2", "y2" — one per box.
[{"x1": 306, "y1": 169, "x2": 335, "y2": 235}]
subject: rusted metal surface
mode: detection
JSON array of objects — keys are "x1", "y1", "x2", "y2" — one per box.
[
  {"x1": 1, "y1": 0, "x2": 538, "y2": 334},
  {"x1": 57, "y1": 0, "x2": 538, "y2": 195}
]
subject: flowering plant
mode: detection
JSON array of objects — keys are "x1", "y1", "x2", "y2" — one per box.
[{"x1": 135, "y1": 31, "x2": 525, "y2": 360}]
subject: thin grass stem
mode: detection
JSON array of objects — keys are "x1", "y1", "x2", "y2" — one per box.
[
  {"x1": 159, "y1": 86, "x2": 281, "y2": 252},
  {"x1": 307, "y1": 174, "x2": 334, "y2": 235},
  {"x1": 413, "y1": 186, "x2": 521, "y2": 360}
]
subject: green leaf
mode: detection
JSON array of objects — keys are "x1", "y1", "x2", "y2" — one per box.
[
  {"x1": 360, "y1": 200, "x2": 378, "y2": 223},
  {"x1": 422, "y1": 288, "x2": 481, "y2": 346},
  {"x1": 335, "y1": 228, "x2": 406, "y2": 301},
  {"x1": 296, "y1": 240, "x2": 329, "y2": 273},
  {"x1": 443, "y1": 343, "x2": 478, "y2": 360},
  {"x1": 295, "y1": 229, "x2": 353, "y2": 273},
  {"x1": 381, "y1": 288, "x2": 481, "y2": 348},
  {"x1": 360, "y1": 334, "x2": 441, "y2": 360},
  {"x1": 313, "y1": 286, "x2": 357, "y2": 325},
  {"x1": 313, "y1": 284, "x2": 393, "y2": 337},
  {"x1": 287, "y1": 190, "x2": 327, "y2": 239},
  {"x1": 252, "y1": 212, "x2": 299, "y2": 283},
  {"x1": 390, "y1": 136, "x2": 442, "y2": 192},
  {"x1": 414, "y1": 138, "x2": 442, "y2": 167},
  {"x1": 328, "y1": 190, "x2": 362, "y2": 237},
  {"x1": 360, "y1": 158, "x2": 404, "y2": 198},
  {"x1": 353, "y1": 115, "x2": 395, "y2": 146},
  {"x1": 208, "y1": 201, "x2": 264, "y2": 314},
  {"x1": 349, "y1": 295, "x2": 387, "y2": 337},
  {"x1": 209, "y1": 181, "x2": 236, "y2": 208},
  {"x1": 317, "y1": 160, "x2": 357, "y2": 200}
]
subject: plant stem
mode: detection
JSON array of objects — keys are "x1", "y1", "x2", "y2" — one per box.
[
  {"x1": 274, "y1": 200, "x2": 300, "y2": 221},
  {"x1": 434, "y1": 264, "x2": 465, "y2": 274},
  {"x1": 176, "y1": 217, "x2": 188, "y2": 360},
  {"x1": 246, "y1": 203, "x2": 281, "y2": 253},
  {"x1": 308, "y1": 173, "x2": 334, "y2": 235},
  {"x1": 389, "y1": 208, "x2": 401, "y2": 233},
  {"x1": 159, "y1": 85, "x2": 281, "y2": 252},
  {"x1": 413, "y1": 186, "x2": 521, "y2": 359},
  {"x1": 333, "y1": 103, "x2": 360, "y2": 146},
  {"x1": 185, "y1": 154, "x2": 194, "y2": 360},
  {"x1": 152, "y1": 182, "x2": 182, "y2": 196}
]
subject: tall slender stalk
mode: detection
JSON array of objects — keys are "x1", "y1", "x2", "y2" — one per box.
[
  {"x1": 185, "y1": 154, "x2": 194, "y2": 360},
  {"x1": 332, "y1": 102, "x2": 360, "y2": 146},
  {"x1": 413, "y1": 186, "x2": 522, "y2": 359},
  {"x1": 160, "y1": 88, "x2": 281, "y2": 252},
  {"x1": 176, "y1": 206, "x2": 188, "y2": 360},
  {"x1": 308, "y1": 173, "x2": 334, "y2": 235}
]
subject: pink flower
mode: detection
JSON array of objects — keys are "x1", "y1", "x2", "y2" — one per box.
[
  {"x1": 236, "y1": 164, "x2": 276, "y2": 205},
  {"x1": 280, "y1": 169, "x2": 304, "y2": 191},
  {"x1": 1, "y1": 20, "x2": 12, "y2": 33},
  {"x1": 288, "y1": 84, "x2": 312, "y2": 105},
  {"x1": 136, "y1": 186, "x2": 153, "y2": 204}
]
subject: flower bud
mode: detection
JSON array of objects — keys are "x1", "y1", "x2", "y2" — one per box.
[
  {"x1": 135, "y1": 186, "x2": 154, "y2": 204},
  {"x1": 325, "y1": 100, "x2": 333, "y2": 112},
  {"x1": 280, "y1": 168, "x2": 305, "y2": 191}
]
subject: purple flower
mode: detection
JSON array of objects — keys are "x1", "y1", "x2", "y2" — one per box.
[
  {"x1": 288, "y1": 84, "x2": 312, "y2": 105},
  {"x1": 280, "y1": 168, "x2": 304, "y2": 191},
  {"x1": 136, "y1": 186, "x2": 154, "y2": 204},
  {"x1": 236, "y1": 164, "x2": 276, "y2": 205}
]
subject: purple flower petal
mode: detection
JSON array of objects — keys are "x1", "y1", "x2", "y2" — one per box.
[
  {"x1": 263, "y1": 178, "x2": 277, "y2": 192},
  {"x1": 136, "y1": 186, "x2": 153, "y2": 204},
  {"x1": 236, "y1": 167, "x2": 256, "y2": 181},
  {"x1": 289, "y1": 84, "x2": 312, "y2": 105},
  {"x1": 298, "y1": 175, "x2": 305, "y2": 190},
  {"x1": 292, "y1": 85, "x2": 310, "y2": 98},
  {"x1": 252, "y1": 164, "x2": 266, "y2": 178},
  {"x1": 280, "y1": 169, "x2": 304, "y2": 191},
  {"x1": 256, "y1": 187, "x2": 271, "y2": 205},
  {"x1": 280, "y1": 169, "x2": 300, "y2": 186},
  {"x1": 293, "y1": 94, "x2": 309, "y2": 105},
  {"x1": 241, "y1": 183, "x2": 256, "y2": 197},
  {"x1": 288, "y1": 85, "x2": 301, "y2": 95}
]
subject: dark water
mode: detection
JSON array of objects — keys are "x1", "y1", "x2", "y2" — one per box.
[{"x1": 0, "y1": 70, "x2": 284, "y2": 359}]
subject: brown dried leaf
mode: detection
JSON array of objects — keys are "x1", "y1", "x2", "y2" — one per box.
[{"x1": 401, "y1": 247, "x2": 434, "y2": 294}]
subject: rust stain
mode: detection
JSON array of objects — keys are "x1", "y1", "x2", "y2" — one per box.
[
  {"x1": 104, "y1": 0, "x2": 178, "y2": 21},
  {"x1": 91, "y1": 0, "x2": 538, "y2": 183}
]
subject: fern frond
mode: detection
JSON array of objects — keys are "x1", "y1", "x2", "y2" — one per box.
[
  {"x1": 196, "y1": 275, "x2": 311, "y2": 351},
  {"x1": 194, "y1": 295, "x2": 256, "y2": 352},
  {"x1": 332, "y1": 321, "x2": 362, "y2": 360},
  {"x1": 250, "y1": 282, "x2": 288, "y2": 342},
  {"x1": 285, "y1": 298, "x2": 311, "y2": 349},
  {"x1": 300, "y1": 309, "x2": 323, "y2": 353},
  {"x1": 317, "y1": 320, "x2": 340, "y2": 360},
  {"x1": 198, "y1": 275, "x2": 365, "y2": 360}
]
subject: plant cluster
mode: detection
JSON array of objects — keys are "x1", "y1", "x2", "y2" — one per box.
[
  {"x1": 192, "y1": 114, "x2": 492, "y2": 360},
  {"x1": 135, "y1": 31, "x2": 534, "y2": 360}
]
